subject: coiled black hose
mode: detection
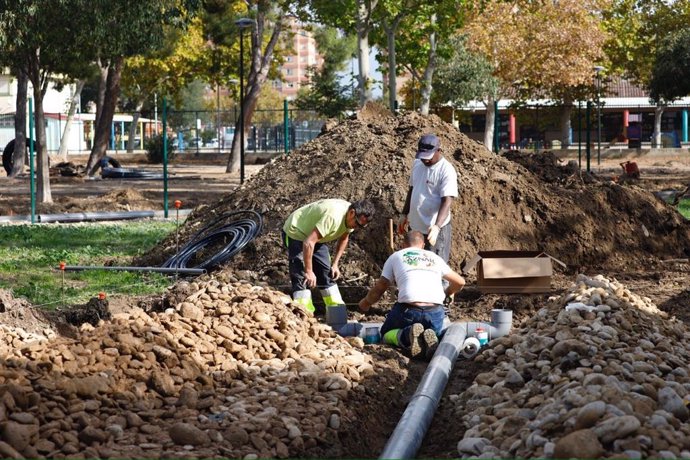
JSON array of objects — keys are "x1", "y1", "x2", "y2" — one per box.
[{"x1": 163, "y1": 210, "x2": 263, "y2": 271}]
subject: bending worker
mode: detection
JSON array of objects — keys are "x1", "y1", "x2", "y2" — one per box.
[
  {"x1": 282, "y1": 198, "x2": 375, "y2": 323},
  {"x1": 398, "y1": 133, "x2": 458, "y2": 263},
  {"x1": 358, "y1": 230, "x2": 465, "y2": 359}
]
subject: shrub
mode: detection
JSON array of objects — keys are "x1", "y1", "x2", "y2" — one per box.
[{"x1": 145, "y1": 134, "x2": 177, "y2": 164}]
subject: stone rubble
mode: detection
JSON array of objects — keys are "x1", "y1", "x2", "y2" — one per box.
[
  {"x1": 454, "y1": 274, "x2": 690, "y2": 459},
  {"x1": 0, "y1": 270, "x2": 373, "y2": 458}
]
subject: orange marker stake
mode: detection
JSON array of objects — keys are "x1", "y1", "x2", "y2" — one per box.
[{"x1": 59, "y1": 261, "x2": 66, "y2": 305}]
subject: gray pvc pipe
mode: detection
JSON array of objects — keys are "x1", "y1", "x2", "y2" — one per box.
[
  {"x1": 379, "y1": 309, "x2": 513, "y2": 460},
  {"x1": 0, "y1": 209, "x2": 192, "y2": 224},
  {"x1": 39, "y1": 211, "x2": 155, "y2": 223},
  {"x1": 63, "y1": 265, "x2": 205, "y2": 276}
]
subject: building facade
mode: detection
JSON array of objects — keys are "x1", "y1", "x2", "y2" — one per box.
[{"x1": 272, "y1": 19, "x2": 323, "y2": 100}]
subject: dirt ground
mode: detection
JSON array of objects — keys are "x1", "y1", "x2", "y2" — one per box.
[
  {"x1": 0, "y1": 153, "x2": 265, "y2": 216},
  {"x1": 2, "y1": 106, "x2": 690, "y2": 458}
]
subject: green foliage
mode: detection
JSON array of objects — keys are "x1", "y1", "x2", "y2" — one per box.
[
  {"x1": 649, "y1": 28, "x2": 690, "y2": 102},
  {"x1": 432, "y1": 34, "x2": 498, "y2": 108},
  {"x1": 0, "y1": 222, "x2": 176, "y2": 307},
  {"x1": 679, "y1": 198, "x2": 690, "y2": 220},
  {"x1": 146, "y1": 134, "x2": 177, "y2": 163},
  {"x1": 294, "y1": 27, "x2": 357, "y2": 117}
]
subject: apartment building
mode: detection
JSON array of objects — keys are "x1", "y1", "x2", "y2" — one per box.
[{"x1": 272, "y1": 19, "x2": 323, "y2": 100}]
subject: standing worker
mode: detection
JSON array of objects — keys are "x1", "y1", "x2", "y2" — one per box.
[
  {"x1": 358, "y1": 230, "x2": 465, "y2": 359},
  {"x1": 282, "y1": 199, "x2": 376, "y2": 327},
  {"x1": 398, "y1": 133, "x2": 458, "y2": 263}
]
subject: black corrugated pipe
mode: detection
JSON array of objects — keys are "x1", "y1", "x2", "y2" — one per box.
[{"x1": 163, "y1": 210, "x2": 263, "y2": 272}]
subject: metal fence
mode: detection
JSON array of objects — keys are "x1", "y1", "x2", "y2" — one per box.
[
  {"x1": 147, "y1": 107, "x2": 325, "y2": 154},
  {"x1": 0, "y1": 107, "x2": 326, "y2": 156},
  {"x1": 449, "y1": 101, "x2": 690, "y2": 150}
]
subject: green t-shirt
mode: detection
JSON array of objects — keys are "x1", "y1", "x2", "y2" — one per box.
[{"x1": 283, "y1": 199, "x2": 353, "y2": 243}]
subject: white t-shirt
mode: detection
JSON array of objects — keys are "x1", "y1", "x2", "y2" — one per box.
[
  {"x1": 381, "y1": 247, "x2": 451, "y2": 304},
  {"x1": 408, "y1": 157, "x2": 459, "y2": 231}
]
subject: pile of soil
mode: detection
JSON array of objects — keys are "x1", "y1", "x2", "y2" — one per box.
[{"x1": 143, "y1": 103, "x2": 690, "y2": 291}]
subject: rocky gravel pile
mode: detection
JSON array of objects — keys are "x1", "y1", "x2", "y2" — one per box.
[
  {"x1": 0, "y1": 270, "x2": 373, "y2": 459},
  {"x1": 454, "y1": 274, "x2": 690, "y2": 459}
]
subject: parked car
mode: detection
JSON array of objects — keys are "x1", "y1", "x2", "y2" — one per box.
[{"x1": 206, "y1": 138, "x2": 219, "y2": 148}]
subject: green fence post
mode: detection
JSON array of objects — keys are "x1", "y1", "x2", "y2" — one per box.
[
  {"x1": 163, "y1": 97, "x2": 169, "y2": 218},
  {"x1": 493, "y1": 100, "x2": 499, "y2": 153},
  {"x1": 283, "y1": 99, "x2": 289, "y2": 154},
  {"x1": 586, "y1": 101, "x2": 592, "y2": 173},
  {"x1": 578, "y1": 102, "x2": 582, "y2": 170},
  {"x1": 29, "y1": 98, "x2": 35, "y2": 224}
]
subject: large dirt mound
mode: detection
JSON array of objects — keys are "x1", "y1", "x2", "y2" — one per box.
[{"x1": 144, "y1": 104, "x2": 690, "y2": 288}]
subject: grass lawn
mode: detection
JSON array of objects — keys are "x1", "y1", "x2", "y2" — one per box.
[
  {"x1": 0, "y1": 221, "x2": 176, "y2": 308},
  {"x1": 679, "y1": 198, "x2": 690, "y2": 220}
]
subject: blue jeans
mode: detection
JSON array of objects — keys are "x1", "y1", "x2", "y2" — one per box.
[
  {"x1": 380, "y1": 303, "x2": 445, "y2": 348},
  {"x1": 424, "y1": 223, "x2": 451, "y2": 263}
]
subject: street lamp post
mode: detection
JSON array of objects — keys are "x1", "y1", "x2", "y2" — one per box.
[
  {"x1": 594, "y1": 65, "x2": 605, "y2": 166},
  {"x1": 235, "y1": 18, "x2": 255, "y2": 184}
]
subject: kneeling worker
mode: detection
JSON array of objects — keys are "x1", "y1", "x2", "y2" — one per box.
[
  {"x1": 282, "y1": 198, "x2": 375, "y2": 326},
  {"x1": 358, "y1": 230, "x2": 465, "y2": 359}
]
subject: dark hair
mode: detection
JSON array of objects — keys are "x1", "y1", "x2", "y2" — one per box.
[{"x1": 350, "y1": 199, "x2": 376, "y2": 219}]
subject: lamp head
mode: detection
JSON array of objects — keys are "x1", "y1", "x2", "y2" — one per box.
[
  {"x1": 235, "y1": 18, "x2": 256, "y2": 29},
  {"x1": 593, "y1": 65, "x2": 605, "y2": 74}
]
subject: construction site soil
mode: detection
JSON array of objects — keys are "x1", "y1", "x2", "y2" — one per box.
[{"x1": 2, "y1": 103, "x2": 690, "y2": 458}]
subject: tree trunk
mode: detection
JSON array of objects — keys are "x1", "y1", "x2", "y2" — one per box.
[
  {"x1": 57, "y1": 79, "x2": 85, "y2": 160},
  {"x1": 385, "y1": 17, "x2": 402, "y2": 112},
  {"x1": 30, "y1": 76, "x2": 51, "y2": 203},
  {"x1": 483, "y1": 96, "x2": 495, "y2": 150},
  {"x1": 356, "y1": 22, "x2": 371, "y2": 105},
  {"x1": 10, "y1": 71, "x2": 29, "y2": 177},
  {"x1": 559, "y1": 103, "x2": 573, "y2": 149},
  {"x1": 226, "y1": 1, "x2": 284, "y2": 174},
  {"x1": 355, "y1": 0, "x2": 378, "y2": 107},
  {"x1": 419, "y1": 14, "x2": 437, "y2": 116},
  {"x1": 95, "y1": 61, "x2": 108, "y2": 129},
  {"x1": 86, "y1": 57, "x2": 124, "y2": 175},
  {"x1": 127, "y1": 99, "x2": 144, "y2": 153},
  {"x1": 653, "y1": 105, "x2": 664, "y2": 148}
]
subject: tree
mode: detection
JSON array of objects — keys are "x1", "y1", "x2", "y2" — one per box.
[
  {"x1": 83, "y1": 0, "x2": 198, "y2": 175},
  {"x1": 294, "y1": 26, "x2": 357, "y2": 117},
  {"x1": 0, "y1": 0, "x2": 89, "y2": 201},
  {"x1": 431, "y1": 34, "x2": 498, "y2": 111},
  {"x1": 649, "y1": 28, "x2": 690, "y2": 102},
  {"x1": 120, "y1": 18, "x2": 208, "y2": 153},
  {"x1": 211, "y1": 0, "x2": 292, "y2": 174},
  {"x1": 464, "y1": 0, "x2": 608, "y2": 149},
  {"x1": 394, "y1": 0, "x2": 466, "y2": 116},
  {"x1": 300, "y1": 0, "x2": 381, "y2": 107},
  {"x1": 604, "y1": 0, "x2": 690, "y2": 147}
]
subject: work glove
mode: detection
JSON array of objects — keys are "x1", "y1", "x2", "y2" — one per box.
[
  {"x1": 427, "y1": 224, "x2": 440, "y2": 246},
  {"x1": 397, "y1": 215, "x2": 409, "y2": 235}
]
